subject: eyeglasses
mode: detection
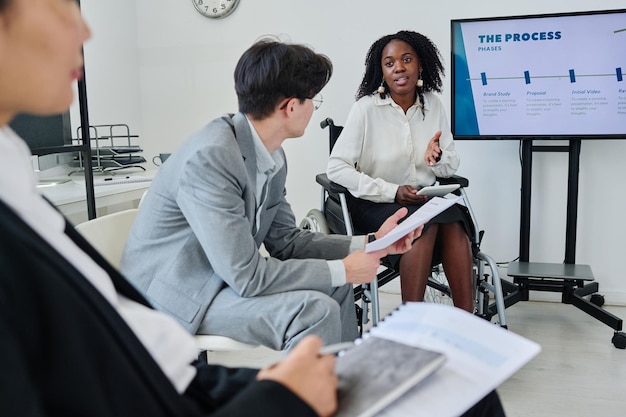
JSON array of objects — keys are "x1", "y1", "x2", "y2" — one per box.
[
  {"x1": 279, "y1": 94, "x2": 323, "y2": 111},
  {"x1": 310, "y1": 93, "x2": 323, "y2": 111}
]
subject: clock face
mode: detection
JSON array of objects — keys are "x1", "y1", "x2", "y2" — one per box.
[{"x1": 192, "y1": 0, "x2": 240, "y2": 19}]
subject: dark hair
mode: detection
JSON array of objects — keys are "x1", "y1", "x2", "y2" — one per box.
[
  {"x1": 356, "y1": 31, "x2": 444, "y2": 115},
  {"x1": 0, "y1": 0, "x2": 11, "y2": 12},
  {"x1": 234, "y1": 37, "x2": 333, "y2": 119}
]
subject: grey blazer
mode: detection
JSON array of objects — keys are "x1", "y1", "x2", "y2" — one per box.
[{"x1": 121, "y1": 113, "x2": 352, "y2": 333}]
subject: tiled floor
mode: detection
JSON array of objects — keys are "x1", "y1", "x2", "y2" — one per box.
[{"x1": 204, "y1": 287, "x2": 626, "y2": 417}]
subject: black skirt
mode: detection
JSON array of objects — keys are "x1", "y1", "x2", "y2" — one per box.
[{"x1": 346, "y1": 195, "x2": 473, "y2": 270}]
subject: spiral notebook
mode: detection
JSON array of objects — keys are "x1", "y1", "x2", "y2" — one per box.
[
  {"x1": 334, "y1": 336, "x2": 446, "y2": 417},
  {"x1": 342, "y1": 302, "x2": 542, "y2": 417}
]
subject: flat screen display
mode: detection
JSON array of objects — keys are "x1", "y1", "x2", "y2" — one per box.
[
  {"x1": 451, "y1": 9, "x2": 626, "y2": 139},
  {"x1": 9, "y1": 112, "x2": 74, "y2": 171},
  {"x1": 9, "y1": 112, "x2": 72, "y2": 151}
]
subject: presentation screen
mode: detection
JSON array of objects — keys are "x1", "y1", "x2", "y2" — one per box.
[{"x1": 451, "y1": 9, "x2": 626, "y2": 139}]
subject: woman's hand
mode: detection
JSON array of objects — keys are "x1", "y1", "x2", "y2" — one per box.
[
  {"x1": 425, "y1": 130, "x2": 443, "y2": 166},
  {"x1": 395, "y1": 185, "x2": 428, "y2": 206}
]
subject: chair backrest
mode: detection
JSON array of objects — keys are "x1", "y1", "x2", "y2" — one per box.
[
  {"x1": 329, "y1": 124, "x2": 343, "y2": 152},
  {"x1": 320, "y1": 117, "x2": 343, "y2": 152},
  {"x1": 75, "y1": 208, "x2": 139, "y2": 268}
]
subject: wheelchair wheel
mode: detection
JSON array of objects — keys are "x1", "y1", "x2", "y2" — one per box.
[
  {"x1": 425, "y1": 266, "x2": 454, "y2": 306},
  {"x1": 299, "y1": 209, "x2": 330, "y2": 234}
]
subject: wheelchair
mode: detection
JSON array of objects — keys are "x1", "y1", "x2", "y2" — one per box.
[{"x1": 300, "y1": 118, "x2": 507, "y2": 331}]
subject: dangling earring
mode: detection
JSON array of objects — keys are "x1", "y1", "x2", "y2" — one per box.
[
  {"x1": 377, "y1": 81, "x2": 386, "y2": 94},
  {"x1": 416, "y1": 74, "x2": 424, "y2": 88}
]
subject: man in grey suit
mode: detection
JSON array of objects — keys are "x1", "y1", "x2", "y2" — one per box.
[{"x1": 121, "y1": 38, "x2": 417, "y2": 351}]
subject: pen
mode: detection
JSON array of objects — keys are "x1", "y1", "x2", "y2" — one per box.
[{"x1": 319, "y1": 341, "x2": 355, "y2": 355}]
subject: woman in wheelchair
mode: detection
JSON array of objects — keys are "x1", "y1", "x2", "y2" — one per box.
[{"x1": 327, "y1": 30, "x2": 474, "y2": 312}]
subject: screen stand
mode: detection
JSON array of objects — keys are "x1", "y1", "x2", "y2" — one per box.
[{"x1": 503, "y1": 139, "x2": 625, "y2": 349}]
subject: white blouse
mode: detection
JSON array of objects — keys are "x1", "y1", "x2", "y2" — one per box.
[
  {"x1": 327, "y1": 93, "x2": 460, "y2": 203},
  {"x1": 0, "y1": 126, "x2": 199, "y2": 394}
]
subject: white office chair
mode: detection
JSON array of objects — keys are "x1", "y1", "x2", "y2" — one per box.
[
  {"x1": 75, "y1": 209, "x2": 139, "y2": 268},
  {"x1": 138, "y1": 189, "x2": 149, "y2": 208},
  {"x1": 75, "y1": 208, "x2": 259, "y2": 357}
]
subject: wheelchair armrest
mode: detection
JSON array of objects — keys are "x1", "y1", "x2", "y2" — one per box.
[
  {"x1": 437, "y1": 175, "x2": 469, "y2": 188},
  {"x1": 315, "y1": 173, "x2": 349, "y2": 194}
]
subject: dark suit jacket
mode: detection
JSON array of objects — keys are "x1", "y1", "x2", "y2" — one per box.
[{"x1": 0, "y1": 200, "x2": 316, "y2": 417}]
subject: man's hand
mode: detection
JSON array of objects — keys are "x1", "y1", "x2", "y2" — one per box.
[
  {"x1": 257, "y1": 336, "x2": 337, "y2": 417},
  {"x1": 376, "y1": 207, "x2": 410, "y2": 238},
  {"x1": 374, "y1": 207, "x2": 422, "y2": 255},
  {"x1": 385, "y1": 223, "x2": 422, "y2": 255},
  {"x1": 344, "y1": 208, "x2": 422, "y2": 285},
  {"x1": 343, "y1": 249, "x2": 387, "y2": 285}
]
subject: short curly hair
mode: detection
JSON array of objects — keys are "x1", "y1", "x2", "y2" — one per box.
[{"x1": 356, "y1": 31, "x2": 444, "y2": 115}]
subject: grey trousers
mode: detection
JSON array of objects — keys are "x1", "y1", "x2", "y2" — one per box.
[{"x1": 197, "y1": 284, "x2": 358, "y2": 351}]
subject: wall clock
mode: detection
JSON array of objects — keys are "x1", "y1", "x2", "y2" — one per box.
[{"x1": 192, "y1": 0, "x2": 240, "y2": 19}]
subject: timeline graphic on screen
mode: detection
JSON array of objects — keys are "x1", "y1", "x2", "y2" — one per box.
[{"x1": 451, "y1": 9, "x2": 626, "y2": 139}]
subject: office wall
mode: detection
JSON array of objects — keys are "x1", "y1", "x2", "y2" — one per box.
[
  {"x1": 79, "y1": 0, "x2": 626, "y2": 304},
  {"x1": 74, "y1": 1, "x2": 141, "y2": 138}
]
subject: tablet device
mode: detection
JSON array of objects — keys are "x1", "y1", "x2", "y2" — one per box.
[{"x1": 416, "y1": 184, "x2": 460, "y2": 197}]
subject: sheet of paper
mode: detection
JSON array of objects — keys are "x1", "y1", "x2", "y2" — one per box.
[
  {"x1": 368, "y1": 303, "x2": 541, "y2": 417},
  {"x1": 365, "y1": 196, "x2": 461, "y2": 253}
]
